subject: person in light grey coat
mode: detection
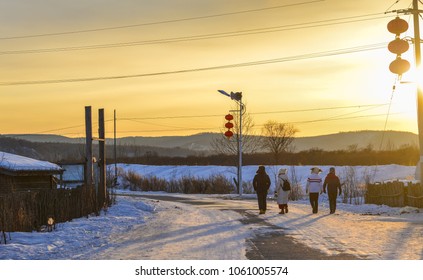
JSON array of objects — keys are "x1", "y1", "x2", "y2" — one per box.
[{"x1": 275, "y1": 168, "x2": 291, "y2": 214}]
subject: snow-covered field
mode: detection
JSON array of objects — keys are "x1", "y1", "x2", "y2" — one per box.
[
  {"x1": 1, "y1": 164, "x2": 422, "y2": 279},
  {"x1": 118, "y1": 164, "x2": 417, "y2": 192}
]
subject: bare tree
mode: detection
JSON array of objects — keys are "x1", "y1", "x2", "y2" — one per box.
[
  {"x1": 211, "y1": 103, "x2": 261, "y2": 155},
  {"x1": 261, "y1": 121, "x2": 298, "y2": 164}
]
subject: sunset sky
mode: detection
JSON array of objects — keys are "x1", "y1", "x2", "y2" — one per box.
[{"x1": 0, "y1": 0, "x2": 421, "y2": 138}]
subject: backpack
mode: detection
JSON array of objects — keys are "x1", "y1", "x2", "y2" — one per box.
[{"x1": 282, "y1": 179, "x2": 291, "y2": 191}]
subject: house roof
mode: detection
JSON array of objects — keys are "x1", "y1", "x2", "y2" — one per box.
[{"x1": 0, "y1": 151, "x2": 63, "y2": 175}]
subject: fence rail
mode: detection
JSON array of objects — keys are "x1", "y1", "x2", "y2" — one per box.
[
  {"x1": 366, "y1": 182, "x2": 423, "y2": 208},
  {"x1": 0, "y1": 186, "x2": 103, "y2": 234}
]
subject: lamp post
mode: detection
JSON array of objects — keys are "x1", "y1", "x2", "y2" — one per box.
[{"x1": 218, "y1": 90, "x2": 243, "y2": 195}]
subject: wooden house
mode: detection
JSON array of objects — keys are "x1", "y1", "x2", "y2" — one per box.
[{"x1": 0, "y1": 151, "x2": 63, "y2": 194}]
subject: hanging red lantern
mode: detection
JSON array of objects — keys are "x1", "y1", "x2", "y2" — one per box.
[
  {"x1": 225, "y1": 122, "x2": 234, "y2": 129},
  {"x1": 387, "y1": 17, "x2": 408, "y2": 35},
  {"x1": 225, "y1": 114, "x2": 234, "y2": 121},
  {"x1": 388, "y1": 38, "x2": 409, "y2": 55},
  {"x1": 224, "y1": 130, "x2": 233, "y2": 138},
  {"x1": 389, "y1": 57, "x2": 410, "y2": 75}
]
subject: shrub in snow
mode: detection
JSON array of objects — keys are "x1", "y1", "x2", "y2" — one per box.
[
  {"x1": 339, "y1": 167, "x2": 370, "y2": 205},
  {"x1": 288, "y1": 166, "x2": 304, "y2": 201},
  {"x1": 119, "y1": 170, "x2": 233, "y2": 194},
  {"x1": 121, "y1": 170, "x2": 143, "y2": 191}
]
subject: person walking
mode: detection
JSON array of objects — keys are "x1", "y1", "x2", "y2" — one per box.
[
  {"x1": 275, "y1": 168, "x2": 291, "y2": 214},
  {"x1": 253, "y1": 165, "x2": 271, "y2": 214},
  {"x1": 323, "y1": 167, "x2": 342, "y2": 214},
  {"x1": 306, "y1": 167, "x2": 323, "y2": 214}
]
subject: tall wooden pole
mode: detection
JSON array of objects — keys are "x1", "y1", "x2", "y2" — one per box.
[
  {"x1": 98, "y1": 108, "x2": 106, "y2": 206},
  {"x1": 114, "y1": 109, "x2": 118, "y2": 185},
  {"x1": 412, "y1": 0, "x2": 423, "y2": 180},
  {"x1": 85, "y1": 106, "x2": 93, "y2": 187}
]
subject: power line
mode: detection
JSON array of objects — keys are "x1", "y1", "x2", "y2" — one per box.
[
  {"x1": 0, "y1": 14, "x2": 389, "y2": 55},
  {"x1": 26, "y1": 103, "x2": 389, "y2": 135},
  {"x1": 288, "y1": 112, "x2": 403, "y2": 125},
  {"x1": 249, "y1": 104, "x2": 388, "y2": 116},
  {"x1": 385, "y1": 0, "x2": 402, "y2": 13},
  {"x1": 0, "y1": 0, "x2": 324, "y2": 40},
  {"x1": 88, "y1": 112, "x2": 404, "y2": 135},
  {"x1": 0, "y1": 42, "x2": 387, "y2": 86},
  {"x1": 120, "y1": 104, "x2": 388, "y2": 121}
]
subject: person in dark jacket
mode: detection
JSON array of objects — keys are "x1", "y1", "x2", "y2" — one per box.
[
  {"x1": 253, "y1": 165, "x2": 271, "y2": 214},
  {"x1": 323, "y1": 167, "x2": 342, "y2": 214}
]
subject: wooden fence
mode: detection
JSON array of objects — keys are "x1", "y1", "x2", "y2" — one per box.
[
  {"x1": 0, "y1": 186, "x2": 104, "y2": 234},
  {"x1": 366, "y1": 181, "x2": 423, "y2": 208}
]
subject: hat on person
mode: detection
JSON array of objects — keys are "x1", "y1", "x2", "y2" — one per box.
[
  {"x1": 310, "y1": 167, "x2": 322, "y2": 173},
  {"x1": 278, "y1": 168, "x2": 287, "y2": 175},
  {"x1": 329, "y1": 167, "x2": 336, "y2": 172},
  {"x1": 257, "y1": 165, "x2": 265, "y2": 173}
]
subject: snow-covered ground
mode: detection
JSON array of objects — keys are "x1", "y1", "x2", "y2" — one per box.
[
  {"x1": 2, "y1": 191, "x2": 422, "y2": 260},
  {"x1": 118, "y1": 164, "x2": 417, "y2": 192},
  {"x1": 1, "y1": 164, "x2": 422, "y2": 279}
]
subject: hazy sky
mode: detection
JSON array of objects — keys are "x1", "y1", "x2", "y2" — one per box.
[{"x1": 0, "y1": 0, "x2": 420, "y2": 138}]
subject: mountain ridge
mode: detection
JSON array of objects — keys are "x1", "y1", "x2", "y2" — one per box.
[{"x1": 3, "y1": 130, "x2": 418, "y2": 153}]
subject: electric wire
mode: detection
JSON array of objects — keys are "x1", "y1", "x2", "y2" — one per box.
[
  {"x1": 0, "y1": 0, "x2": 324, "y2": 40},
  {"x1": 26, "y1": 103, "x2": 391, "y2": 135},
  {"x1": 379, "y1": 78, "x2": 398, "y2": 151},
  {"x1": 120, "y1": 104, "x2": 388, "y2": 121},
  {"x1": 0, "y1": 14, "x2": 390, "y2": 55},
  {"x1": 385, "y1": 0, "x2": 401, "y2": 13},
  {"x1": 0, "y1": 42, "x2": 387, "y2": 86}
]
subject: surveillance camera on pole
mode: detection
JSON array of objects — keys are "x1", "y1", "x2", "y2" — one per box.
[{"x1": 230, "y1": 92, "x2": 242, "y2": 101}]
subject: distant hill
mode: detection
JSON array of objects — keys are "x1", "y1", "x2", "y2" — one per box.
[
  {"x1": 5, "y1": 134, "x2": 85, "y2": 144},
  {"x1": 291, "y1": 130, "x2": 418, "y2": 151},
  {"x1": 3, "y1": 130, "x2": 419, "y2": 153}
]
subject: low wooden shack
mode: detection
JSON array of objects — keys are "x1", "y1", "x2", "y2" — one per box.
[{"x1": 0, "y1": 151, "x2": 63, "y2": 194}]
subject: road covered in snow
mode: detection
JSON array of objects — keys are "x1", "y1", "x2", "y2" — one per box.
[
  {"x1": 2, "y1": 190, "x2": 423, "y2": 261},
  {"x1": 55, "y1": 192, "x2": 423, "y2": 260},
  {"x1": 2, "y1": 190, "x2": 423, "y2": 279},
  {"x1": 110, "y1": 193, "x2": 423, "y2": 260}
]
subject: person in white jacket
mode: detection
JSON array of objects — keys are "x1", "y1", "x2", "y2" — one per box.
[
  {"x1": 275, "y1": 168, "x2": 291, "y2": 214},
  {"x1": 306, "y1": 167, "x2": 323, "y2": 214}
]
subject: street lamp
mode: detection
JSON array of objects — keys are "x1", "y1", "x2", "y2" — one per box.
[{"x1": 218, "y1": 89, "x2": 244, "y2": 195}]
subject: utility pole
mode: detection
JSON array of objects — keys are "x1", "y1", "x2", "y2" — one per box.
[
  {"x1": 98, "y1": 108, "x2": 106, "y2": 206},
  {"x1": 85, "y1": 106, "x2": 93, "y2": 187},
  {"x1": 387, "y1": 0, "x2": 423, "y2": 180},
  {"x1": 412, "y1": 0, "x2": 423, "y2": 181},
  {"x1": 238, "y1": 99, "x2": 243, "y2": 195},
  {"x1": 114, "y1": 109, "x2": 118, "y2": 186}
]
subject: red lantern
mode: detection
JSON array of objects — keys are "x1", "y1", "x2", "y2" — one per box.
[
  {"x1": 389, "y1": 57, "x2": 410, "y2": 75},
  {"x1": 388, "y1": 38, "x2": 409, "y2": 55},
  {"x1": 225, "y1": 114, "x2": 234, "y2": 121},
  {"x1": 224, "y1": 130, "x2": 234, "y2": 138},
  {"x1": 225, "y1": 122, "x2": 234, "y2": 129},
  {"x1": 387, "y1": 17, "x2": 408, "y2": 35}
]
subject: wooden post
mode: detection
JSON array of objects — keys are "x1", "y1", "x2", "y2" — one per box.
[
  {"x1": 114, "y1": 109, "x2": 118, "y2": 186},
  {"x1": 85, "y1": 106, "x2": 93, "y2": 187},
  {"x1": 98, "y1": 108, "x2": 106, "y2": 207}
]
